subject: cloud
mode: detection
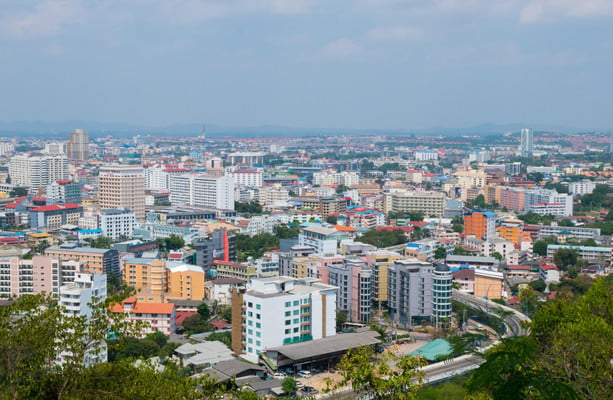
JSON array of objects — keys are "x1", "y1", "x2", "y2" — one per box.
[
  {"x1": 520, "y1": 0, "x2": 613, "y2": 23},
  {"x1": 1, "y1": 0, "x2": 86, "y2": 38},
  {"x1": 364, "y1": 26, "x2": 424, "y2": 43},
  {"x1": 321, "y1": 38, "x2": 362, "y2": 59}
]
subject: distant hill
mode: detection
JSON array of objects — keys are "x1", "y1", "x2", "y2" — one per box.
[{"x1": 0, "y1": 120, "x2": 594, "y2": 139}]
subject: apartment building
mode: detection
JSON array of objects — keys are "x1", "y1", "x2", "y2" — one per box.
[
  {"x1": 46, "y1": 243, "x2": 120, "y2": 276},
  {"x1": 29, "y1": 204, "x2": 83, "y2": 230},
  {"x1": 388, "y1": 259, "x2": 435, "y2": 328},
  {"x1": 9, "y1": 154, "x2": 68, "y2": 188},
  {"x1": 110, "y1": 296, "x2": 176, "y2": 336},
  {"x1": 169, "y1": 173, "x2": 235, "y2": 210},
  {"x1": 98, "y1": 165, "x2": 146, "y2": 220},
  {"x1": 464, "y1": 210, "x2": 496, "y2": 240},
  {"x1": 47, "y1": 180, "x2": 82, "y2": 205},
  {"x1": 98, "y1": 209, "x2": 136, "y2": 240},
  {"x1": 384, "y1": 190, "x2": 446, "y2": 217},
  {"x1": 326, "y1": 258, "x2": 372, "y2": 323},
  {"x1": 231, "y1": 276, "x2": 337, "y2": 363}
]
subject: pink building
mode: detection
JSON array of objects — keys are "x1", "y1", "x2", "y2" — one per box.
[{"x1": 0, "y1": 255, "x2": 80, "y2": 298}]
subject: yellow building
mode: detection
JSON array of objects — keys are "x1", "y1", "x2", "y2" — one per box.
[
  {"x1": 123, "y1": 258, "x2": 167, "y2": 295},
  {"x1": 474, "y1": 270, "x2": 504, "y2": 300},
  {"x1": 364, "y1": 250, "x2": 401, "y2": 304},
  {"x1": 166, "y1": 264, "x2": 205, "y2": 301},
  {"x1": 213, "y1": 260, "x2": 256, "y2": 282}
]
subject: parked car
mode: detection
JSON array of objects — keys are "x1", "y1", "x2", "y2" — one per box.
[
  {"x1": 295, "y1": 381, "x2": 305, "y2": 389},
  {"x1": 297, "y1": 370, "x2": 311, "y2": 378},
  {"x1": 302, "y1": 386, "x2": 319, "y2": 394},
  {"x1": 273, "y1": 372, "x2": 286, "y2": 380}
]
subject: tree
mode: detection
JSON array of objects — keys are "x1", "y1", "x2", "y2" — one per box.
[
  {"x1": 553, "y1": 248, "x2": 579, "y2": 270},
  {"x1": 327, "y1": 346, "x2": 426, "y2": 400},
  {"x1": 518, "y1": 287, "x2": 539, "y2": 316},
  {"x1": 272, "y1": 224, "x2": 299, "y2": 239},
  {"x1": 197, "y1": 302, "x2": 211, "y2": 321},
  {"x1": 533, "y1": 236, "x2": 558, "y2": 257},
  {"x1": 335, "y1": 184, "x2": 349, "y2": 194},
  {"x1": 355, "y1": 228, "x2": 408, "y2": 248},
  {"x1": 491, "y1": 252, "x2": 503, "y2": 261},
  {"x1": 87, "y1": 236, "x2": 113, "y2": 249},
  {"x1": 9, "y1": 187, "x2": 28, "y2": 197},
  {"x1": 326, "y1": 215, "x2": 338, "y2": 225},
  {"x1": 165, "y1": 234, "x2": 185, "y2": 251},
  {"x1": 434, "y1": 246, "x2": 447, "y2": 260},
  {"x1": 336, "y1": 311, "x2": 347, "y2": 331},
  {"x1": 206, "y1": 331, "x2": 231, "y2": 347},
  {"x1": 528, "y1": 279, "x2": 546, "y2": 292},
  {"x1": 181, "y1": 315, "x2": 213, "y2": 335},
  {"x1": 220, "y1": 306, "x2": 232, "y2": 323},
  {"x1": 282, "y1": 376, "x2": 297, "y2": 395}
]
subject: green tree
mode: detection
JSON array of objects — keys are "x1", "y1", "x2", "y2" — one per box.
[
  {"x1": 326, "y1": 215, "x2": 338, "y2": 225},
  {"x1": 9, "y1": 187, "x2": 28, "y2": 197},
  {"x1": 87, "y1": 236, "x2": 113, "y2": 249},
  {"x1": 328, "y1": 346, "x2": 426, "y2": 399},
  {"x1": 206, "y1": 331, "x2": 232, "y2": 347},
  {"x1": 553, "y1": 248, "x2": 579, "y2": 270},
  {"x1": 533, "y1": 236, "x2": 558, "y2": 257},
  {"x1": 272, "y1": 224, "x2": 299, "y2": 239},
  {"x1": 165, "y1": 234, "x2": 185, "y2": 251},
  {"x1": 182, "y1": 315, "x2": 213, "y2": 335},
  {"x1": 434, "y1": 246, "x2": 447, "y2": 260},
  {"x1": 491, "y1": 252, "x2": 503, "y2": 261},
  {"x1": 220, "y1": 306, "x2": 233, "y2": 323},
  {"x1": 528, "y1": 279, "x2": 546, "y2": 292},
  {"x1": 197, "y1": 302, "x2": 211, "y2": 321},
  {"x1": 282, "y1": 376, "x2": 297, "y2": 395},
  {"x1": 336, "y1": 311, "x2": 347, "y2": 331},
  {"x1": 355, "y1": 228, "x2": 408, "y2": 248}
]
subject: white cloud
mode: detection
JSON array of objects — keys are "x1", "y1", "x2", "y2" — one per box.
[
  {"x1": 520, "y1": 0, "x2": 613, "y2": 23},
  {"x1": 1, "y1": 0, "x2": 86, "y2": 38},
  {"x1": 364, "y1": 26, "x2": 424, "y2": 43},
  {"x1": 321, "y1": 38, "x2": 362, "y2": 59}
]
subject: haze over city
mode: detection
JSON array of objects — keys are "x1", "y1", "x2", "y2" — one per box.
[{"x1": 1, "y1": 0, "x2": 613, "y2": 131}]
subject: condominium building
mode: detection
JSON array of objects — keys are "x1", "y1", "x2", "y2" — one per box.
[
  {"x1": 326, "y1": 258, "x2": 372, "y2": 323},
  {"x1": 169, "y1": 173, "x2": 235, "y2": 210},
  {"x1": 231, "y1": 276, "x2": 337, "y2": 363},
  {"x1": 520, "y1": 128, "x2": 533, "y2": 158},
  {"x1": 9, "y1": 154, "x2": 68, "y2": 188},
  {"x1": 568, "y1": 180, "x2": 597, "y2": 195},
  {"x1": 46, "y1": 243, "x2": 120, "y2": 276},
  {"x1": 144, "y1": 164, "x2": 190, "y2": 190},
  {"x1": 298, "y1": 225, "x2": 347, "y2": 256},
  {"x1": 431, "y1": 264, "x2": 453, "y2": 327},
  {"x1": 98, "y1": 165, "x2": 145, "y2": 220},
  {"x1": 227, "y1": 170, "x2": 263, "y2": 187},
  {"x1": 47, "y1": 180, "x2": 82, "y2": 205},
  {"x1": 388, "y1": 259, "x2": 435, "y2": 328},
  {"x1": 59, "y1": 272, "x2": 107, "y2": 365},
  {"x1": 384, "y1": 190, "x2": 446, "y2": 217},
  {"x1": 364, "y1": 250, "x2": 402, "y2": 305},
  {"x1": 110, "y1": 296, "x2": 176, "y2": 336},
  {"x1": 98, "y1": 209, "x2": 136, "y2": 240},
  {"x1": 546, "y1": 245, "x2": 612, "y2": 263},
  {"x1": 66, "y1": 129, "x2": 89, "y2": 161},
  {"x1": 464, "y1": 210, "x2": 496, "y2": 240}
]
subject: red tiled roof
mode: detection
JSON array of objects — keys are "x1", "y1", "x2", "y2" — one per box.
[{"x1": 31, "y1": 203, "x2": 82, "y2": 212}]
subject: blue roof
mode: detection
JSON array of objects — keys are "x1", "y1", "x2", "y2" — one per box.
[
  {"x1": 78, "y1": 229, "x2": 103, "y2": 234},
  {"x1": 409, "y1": 339, "x2": 452, "y2": 361}
]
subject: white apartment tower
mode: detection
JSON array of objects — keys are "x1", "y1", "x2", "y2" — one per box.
[
  {"x1": 232, "y1": 277, "x2": 337, "y2": 363},
  {"x1": 520, "y1": 128, "x2": 534, "y2": 158},
  {"x1": 9, "y1": 154, "x2": 68, "y2": 189},
  {"x1": 98, "y1": 165, "x2": 145, "y2": 220},
  {"x1": 169, "y1": 173, "x2": 234, "y2": 210}
]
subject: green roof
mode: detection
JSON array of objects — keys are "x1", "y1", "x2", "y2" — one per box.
[{"x1": 409, "y1": 339, "x2": 452, "y2": 361}]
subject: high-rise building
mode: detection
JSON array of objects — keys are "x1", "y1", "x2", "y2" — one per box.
[
  {"x1": 98, "y1": 209, "x2": 136, "y2": 240},
  {"x1": 464, "y1": 210, "x2": 496, "y2": 240},
  {"x1": 9, "y1": 154, "x2": 68, "y2": 189},
  {"x1": 231, "y1": 276, "x2": 337, "y2": 363},
  {"x1": 47, "y1": 180, "x2": 82, "y2": 205},
  {"x1": 169, "y1": 173, "x2": 235, "y2": 210},
  {"x1": 99, "y1": 165, "x2": 145, "y2": 220},
  {"x1": 327, "y1": 258, "x2": 372, "y2": 323},
  {"x1": 66, "y1": 129, "x2": 89, "y2": 161},
  {"x1": 431, "y1": 263, "x2": 453, "y2": 327},
  {"x1": 520, "y1": 128, "x2": 533, "y2": 158}
]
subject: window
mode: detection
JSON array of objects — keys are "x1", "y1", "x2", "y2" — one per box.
[
  {"x1": 248, "y1": 302, "x2": 253, "y2": 308},
  {"x1": 256, "y1": 322, "x2": 261, "y2": 328},
  {"x1": 293, "y1": 301, "x2": 299, "y2": 306},
  {"x1": 293, "y1": 309, "x2": 299, "y2": 316},
  {"x1": 293, "y1": 327, "x2": 299, "y2": 333},
  {"x1": 285, "y1": 320, "x2": 291, "y2": 325},
  {"x1": 255, "y1": 304, "x2": 261, "y2": 310},
  {"x1": 293, "y1": 318, "x2": 299, "y2": 324},
  {"x1": 285, "y1": 311, "x2": 291, "y2": 317},
  {"x1": 285, "y1": 301, "x2": 291, "y2": 307}
]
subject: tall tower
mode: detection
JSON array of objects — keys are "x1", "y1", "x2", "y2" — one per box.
[
  {"x1": 520, "y1": 128, "x2": 533, "y2": 158},
  {"x1": 610, "y1": 131, "x2": 613, "y2": 153},
  {"x1": 98, "y1": 165, "x2": 145, "y2": 220},
  {"x1": 67, "y1": 129, "x2": 89, "y2": 161}
]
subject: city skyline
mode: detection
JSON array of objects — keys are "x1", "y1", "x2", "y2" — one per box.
[{"x1": 0, "y1": 1, "x2": 612, "y2": 130}]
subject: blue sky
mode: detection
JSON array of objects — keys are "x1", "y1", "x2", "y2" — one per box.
[{"x1": 0, "y1": 0, "x2": 612, "y2": 130}]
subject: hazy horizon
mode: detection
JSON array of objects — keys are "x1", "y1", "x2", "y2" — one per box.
[{"x1": 1, "y1": 1, "x2": 612, "y2": 130}]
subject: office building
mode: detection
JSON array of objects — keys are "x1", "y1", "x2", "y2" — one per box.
[
  {"x1": 66, "y1": 129, "x2": 89, "y2": 161},
  {"x1": 98, "y1": 209, "x2": 136, "y2": 240},
  {"x1": 464, "y1": 210, "x2": 496, "y2": 240},
  {"x1": 98, "y1": 165, "x2": 145, "y2": 220},
  {"x1": 231, "y1": 276, "x2": 337, "y2": 363},
  {"x1": 29, "y1": 203, "x2": 83, "y2": 230},
  {"x1": 9, "y1": 154, "x2": 68, "y2": 188},
  {"x1": 520, "y1": 128, "x2": 533, "y2": 158}
]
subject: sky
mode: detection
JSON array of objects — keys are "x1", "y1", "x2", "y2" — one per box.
[{"x1": 0, "y1": 0, "x2": 612, "y2": 131}]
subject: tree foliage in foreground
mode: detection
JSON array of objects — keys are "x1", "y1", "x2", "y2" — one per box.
[
  {"x1": 468, "y1": 276, "x2": 613, "y2": 400},
  {"x1": 0, "y1": 294, "x2": 223, "y2": 400},
  {"x1": 326, "y1": 346, "x2": 426, "y2": 400}
]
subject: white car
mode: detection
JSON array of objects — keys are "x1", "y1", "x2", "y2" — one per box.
[
  {"x1": 273, "y1": 372, "x2": 286, "y2": 380},
  {"x1": 297, "y1": 370, "x2": 311, "y2": 378}
]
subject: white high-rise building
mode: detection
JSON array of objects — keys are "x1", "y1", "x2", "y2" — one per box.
[
  {"x1": 227, "y1": 170, "x2": 263, "y2": 188},
  {"x1": 232, "y1": 276, "x2": 337, "y2": 363},
  {"x1": 169, "y1": 173, "x2": 234, "y2": 210},
  {"x1": 520, "y1": 128, "x2": 534, "y2": 158},
  {"x1": 98, "y1": 165, "x2": 145, "y2": 220},
  {"x1": 59, "y1": 272, "x2": 108, "y2": 365},
  {"x1": 98, "y1": 209, "x2": 136, "y2": 240},
  {"x1": 9, "y1": 154, "x2": 68, "y2": 189}
]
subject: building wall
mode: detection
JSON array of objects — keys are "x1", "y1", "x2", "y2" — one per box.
[{"x1": 166, "y1": 268, "x2": 205, "y2": 301}]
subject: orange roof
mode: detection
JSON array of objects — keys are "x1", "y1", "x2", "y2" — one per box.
[
  {"x1": 109, "y1": 297, "x2": 174, "y2": 315},
  {"x1": 334, "y1": 225, "x2": 357, "y2": 232}
]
